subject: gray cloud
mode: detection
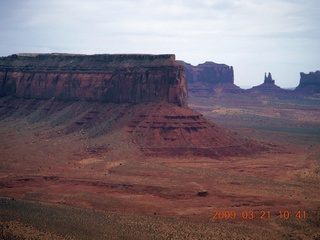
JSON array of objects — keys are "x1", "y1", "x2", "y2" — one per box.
[{"x1": 0, "y1": 0, "x2": 319, "y2": 87}]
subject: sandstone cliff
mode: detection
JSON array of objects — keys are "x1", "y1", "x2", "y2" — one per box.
[
  {"x1": 0, "y1": 53, "x2": 187, "y2": 107},
  {"x1": 295, "y1": 71, "x2": 320, "y2": 93},
  {"x1": 180, "y1": 61, "x2": 243, "y2": 95}
]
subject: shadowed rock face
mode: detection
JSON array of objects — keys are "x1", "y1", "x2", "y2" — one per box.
[
  {"x1": 295, "y1": 71, "x2": 320, "y2": 93},
  {"x1": 0, "y1": 53, "x2": 187, "y2": 107}
]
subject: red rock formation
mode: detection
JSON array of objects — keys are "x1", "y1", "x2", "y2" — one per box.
[
  {"x1": 180, "y1": 61, "x2": 243, "y2": 95},
  {"x1": 0, "y1": 53, "x2": 267, "y2": 158},
  {"x1": 248, "y1": 72, "x2": 285, "y2": 94},
  {"x1": 0, "y1": 53, "x2": 187, "y2": 107},
  {"x1": 295, "y1": 71, "x2": 320, "y2": 93}
]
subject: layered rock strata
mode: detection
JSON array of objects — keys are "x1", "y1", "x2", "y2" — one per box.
[
  {"x1": 126, "y1": 102, "x2": 263, "y2": 157},
  {"x1": 0, "y1": 53, "x2": 187, "y2": 107}
]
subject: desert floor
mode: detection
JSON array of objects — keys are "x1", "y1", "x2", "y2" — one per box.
[{"x1": 0, "y1": 93, "x2": 320, "y2": 239}]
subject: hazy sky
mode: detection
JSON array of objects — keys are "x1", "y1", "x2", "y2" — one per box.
[{"x1": 0, "y1": 0, "x2": 319, "y2": 88}]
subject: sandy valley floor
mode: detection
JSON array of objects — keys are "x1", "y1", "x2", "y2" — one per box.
[{"x1": 0, "y1": 93, "x2": 320, "y2": 239}]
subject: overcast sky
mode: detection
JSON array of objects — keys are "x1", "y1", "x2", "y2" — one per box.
[{"x1": 0, "y1": 0, "x2": 319, "y2": 88}]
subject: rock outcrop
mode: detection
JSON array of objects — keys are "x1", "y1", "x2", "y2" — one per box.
[
  {"x1": 0, "y1": 53, "x2": 187, "y2": 107},
  {"x1": 180, "y1": 61, "x2": 243, "y2": 95},
  {"x1": 248, "y1": 72, "x2": 284, "y2": 94},
  {"x1": 264, "y1": 72, "x2": 275, "y2": 84},
  {"x1": 295, "y1": 71, "x2": 320, "y2": 93}
]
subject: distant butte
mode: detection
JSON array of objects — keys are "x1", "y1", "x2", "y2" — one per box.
[
  {"x1": 179, "y1": 61, "x2": 244, "y2": 96},
  {"x1": 295, "y1": 71, "x2": 320, "y2": 93}
]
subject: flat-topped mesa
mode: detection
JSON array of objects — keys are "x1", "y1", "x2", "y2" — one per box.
[
  {"x1": 295, "y1": 71, "x2": 320, "y2": 93},
  {"x1": 180, "y1": 61, "x2": 234, "y2": 84},
  {"x1": 180, "y1": 61, "x2": 243, "y2": 95},
  {"x1": 0, "y1": 53, "x2": 187, "y2": 107}
]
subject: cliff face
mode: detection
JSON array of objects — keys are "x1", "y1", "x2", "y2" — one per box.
[
  {"x1": 295, "y1": 71, "x2": 320, "y2": 93},
  {"x1": 0, "y1": 53, "x2": 187, "y2": 107},
  {"x1": 180, "y1": 61, "x2": 243, "y2": 95}
]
